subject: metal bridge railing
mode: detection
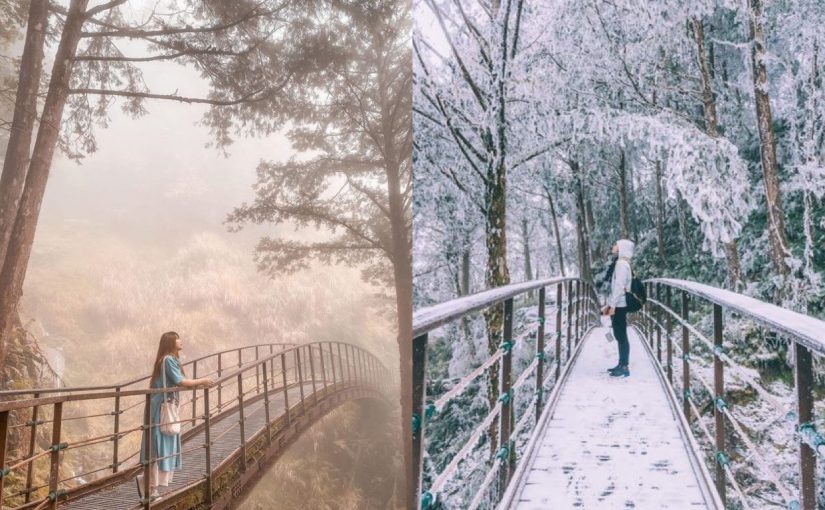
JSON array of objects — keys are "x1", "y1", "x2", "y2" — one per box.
[
  {"x1": 640, "y1": 278, "x2": 825, "y2": 510},
  {"x1": 411, "y1": 277, "x2": 601, "y2": 509},
  {"x1": 0, "y1": 342, "x2": 389, "y2": 510}
]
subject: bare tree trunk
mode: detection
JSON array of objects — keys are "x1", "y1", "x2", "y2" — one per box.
[
  {"x1": 0, "y1": 0, "x2": 90, "y2": 373},
  {"x1": 521, "y1": 216, "x2": 533, "y2": 289},
  {"x1": 692, "y1": 17, "x2": 743, "y2": 289},
  {"x1": 676, "y1": 191, "x2": 692, "y2": 267},
  {"x1": 0, "y1": 0, "x2": 49, "y2": 266},
  {"x1": 746, "y1": 0, "x2": 791, "y2": 284},
  {"x1": 618, "y1": 150, "x2": 629, "y2": 238},
  {"x1": 461, "y1": 239, "x2": 471, "y2": 296},
  {"x1": 572, "y1": 161, "x2": 592, "y2": 283},
  {"x1": 654, "y1": 160, "x2": 666, "y2": 265},
  {"x1": 482, "y1": 0, "x2": 516, "y2": 459},
  {"x1": 585, "y1": 193, "x2": 600, "y2": 258},
  {"x1": 545, "y1": 187, "x2": 566, "y2": 276}
]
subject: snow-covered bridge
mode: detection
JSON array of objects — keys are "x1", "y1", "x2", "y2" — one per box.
[{"x1": 412, "y1": 277, "x2": 825, "y2": 510}]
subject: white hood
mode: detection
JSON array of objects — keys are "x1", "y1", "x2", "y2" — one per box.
[{"x1": 617, "y1": 239, "x2": 634, "y2": 259}]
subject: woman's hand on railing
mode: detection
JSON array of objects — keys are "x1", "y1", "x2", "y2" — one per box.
[
  {"x1": 197, "y1": 378, "x2": 216, "y2": 388},
  {"x1": 179, "y1": 377, "x2": 215, "y2": 388}
]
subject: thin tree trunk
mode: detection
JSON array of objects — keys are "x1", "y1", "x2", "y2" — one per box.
[
  {"x1": 746, "y1": 0, "x2": 791, "y2": 283},
  {"x1": 521, "y1": 217, "x2": 533, "y2": 288},
  {"x1": 0, "y1": 0, "x2": 49, "y2": 266},
  {"x1": 461, "y1": 240, "x2": 471, "y2": 296},
  {"x1": 654, "y1": 160, "x2": 666, "y2": 265},
  {"x1": 676, "y1": 191, "x2": 692, "y2": 267},
  {"x1": 572, "y1": 161, "x2": 592, "y2": 283},
  {"x1": 692, "y1": 16, "x2": 743, "y2": 289},
  {"x1": 618, "y1": 150, "x2": 629, "y2": 239},
  {"x1": 0, "y1": 0, "x2": 90, "y2": 373},
  {"x1": 545, "y1": 187, "x2": 566, "y2": 276}
]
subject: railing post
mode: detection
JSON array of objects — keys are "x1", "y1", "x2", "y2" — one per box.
[
  {"x1": 25, "y1": 393, "x2": 41, "y2": 500},
  {"x1": 0, "y1": 410, "x2": 8, "y2": 506},
  {"x1": 217, "y1": 353, "x2": 223, "y2": 409},
  {"x1": 795, "y1": 342, "x2": 816, "y2": 510},
  {"x1": 319, "y1": 343, "x2": 328, "y2": 392},
  {"x1": 566, "y1": 280, "x2": 573, "y2": 360},
  {"x1": 329, "y1": 343, "x2": 337, "y2": 385},
  {"x1": 281, "y1": 353, "x2": 291, "y2": 426},
  {"x1": 648, "y1": 283, "x2": 654, "y2": 348},
  {"x1": 411, "y1": 333, "x2": 428, "y2": 510},
  {"x1": 112, "y1": 388, "x2": 120, "y2": 474},
  {"x1": 237, "y1": 347, "x2": 242, "y2": 368},
  {"x1": 47, "y1": 402, "x2": 63, "y2": 510},
  {"x1": 255, "y1": 346, "x2": 261, "y2": 394},
  {"x1": 237, "y1": 373, "x2": 247, "y2": 472},
  {"x1": 261, "y1": 360, "x2": 272, "y2": 445},
  {"x1": 308, "y1": 345, "x2": 318, "y2": 404},
  {"x1": 203, "y1": 388, "x2": 213, "y2": 505},
  {"x1": 335, "y1": 342, "x2": 346, "y2": 383},
  {"x1": 191, "y1": 361, "x2": 198, "y2": 429},
  {"x1": 346, "y1": 344, "x2": 353, "y2": 383},
  {"x1": 712, "y1": 304, "x2": 726, "y2": 505},
  {"x1": 555, "y1": 283, "x2": 563, "y2": 381},
  {"x1": 142, "y1": 395, "x2": 151, "y2": 510},
  {"x1": 535, "y1": 286, "x2": 546, "y2": 423},
  {"x1": 498, "y1": 298, "x2": 516, "y2": 495},
  {"x1": 681, "y1": 291, "x2": 691, "y2": 420},
  {"x1": 295, "y1": 348, "x2": 305, "y2": 414},
  {"x1": 665, "y1": 286, "x2": 673, "y2": 384},
  {"x1": 656, "y1": 283, "x2": 662, "y2": 363},
  {"x1": 574, "y1": 281, "x2": 581, "y2": 345}
]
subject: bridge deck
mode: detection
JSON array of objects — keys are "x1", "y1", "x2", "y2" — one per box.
[
  {"x1": 508, "y1": 327, "x2": 717, "y2": 509},
  {"x1": 63, "y1": 382, "x2": 316, "y2": 510}
]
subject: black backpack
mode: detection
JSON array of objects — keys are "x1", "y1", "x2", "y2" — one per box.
[{"x1": 625, "y1": 276, "x2": 646, "y2": 313}]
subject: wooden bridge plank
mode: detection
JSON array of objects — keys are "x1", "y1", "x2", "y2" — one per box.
[{"x1": 511, "y1": 328, "x2": 712, "y2": 510}]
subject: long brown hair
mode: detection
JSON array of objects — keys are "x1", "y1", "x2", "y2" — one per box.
[{"x1": 151, "y1": 331, "x2": 184, "y2": 386}]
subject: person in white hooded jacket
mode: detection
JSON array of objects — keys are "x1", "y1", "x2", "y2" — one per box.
[{"x1": 603, "y1": 239, "x2": 634, "y2": 377}]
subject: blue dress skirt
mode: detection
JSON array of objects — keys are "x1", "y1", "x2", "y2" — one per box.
[{"x1": 139, "y1": 355, "x2": 184, "y2": 472}]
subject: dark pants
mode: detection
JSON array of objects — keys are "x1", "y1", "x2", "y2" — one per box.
[{"x1": 611, "y1": 307, "x2": 629, "y2": 366}]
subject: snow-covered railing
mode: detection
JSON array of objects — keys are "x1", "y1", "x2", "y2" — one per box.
[
  {"x1": 411, "y1": 277, "x2": 601, "y2": 509},
  {"x1": 641, "y1": 278, "x2": 825, "y2": 510}
]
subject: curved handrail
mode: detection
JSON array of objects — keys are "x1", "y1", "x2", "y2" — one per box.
[
  {"x1": 413, "y1": 277, "x2": 587, "y2": 337},
  {"x1": 647, "y1": 278, "x2": 825, "y2": 354},
  {"x1": 641, "y1": 278, "x2": 825, "y2": 510},
  {"x1": 0, "y1": 343, "x2": 296, "y2": 397},
  {"x1": 0, "y1": 342, "x2": 383, "y2": 412},
  {"x1": 0, "y1": 341, "x2": 390, "y2": 510},
  {"x1": 411, "y1": 276, "x2": 602, "y2": 509}
]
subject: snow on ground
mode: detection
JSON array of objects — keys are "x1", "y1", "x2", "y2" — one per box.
[{"x1": 511, "y1": 327, "x2": 715, "y2": 509}]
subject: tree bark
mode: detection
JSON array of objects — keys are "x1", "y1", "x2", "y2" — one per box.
[
  {"x1": 572, "y1": 161, "x2": 592, "y2": 283},
  {"x1": 521, "y1": 217, "x2": 533, "y2": 287},
  {"x1": 545, "y1": 187, "x2": 566, "y2": 277},
  {"x1": 0, "y1": 0, "x2": 49, "y2": 267},
  {"x1": 746, "y1": 0, "x2": 791, "y2": 283},
  {"x1": 692, "y1": 16, "x2": 743, "y2": 289},
  {"x1": 0, "y1": 0, "x2": 91, "y2": 373},
  {"x1": 654, "y1": 160, "x2": 666, "y2": 265},
  {"x1": 618, "y1": 150, "x2": 629, "y2": 239}
]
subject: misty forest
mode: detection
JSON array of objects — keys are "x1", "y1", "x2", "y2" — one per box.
[
  {"x1": 414, "y1": 0, "x2": 825, "y2": 508},
  {"x1": 0, "y1": 1, "x2": 410, "y2": 509}
]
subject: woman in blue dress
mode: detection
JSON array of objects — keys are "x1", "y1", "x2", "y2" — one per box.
[{"x1": 138, "y1": 331, "x2": 213, "y2": 499}]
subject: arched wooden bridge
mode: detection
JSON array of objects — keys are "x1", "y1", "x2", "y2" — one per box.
[
  {"x1": 0, "y1": 342, "x2": 390, "y2": 510},
  {"x1": 412, "y1": 277, "x2": 825, "y2": 509}
]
